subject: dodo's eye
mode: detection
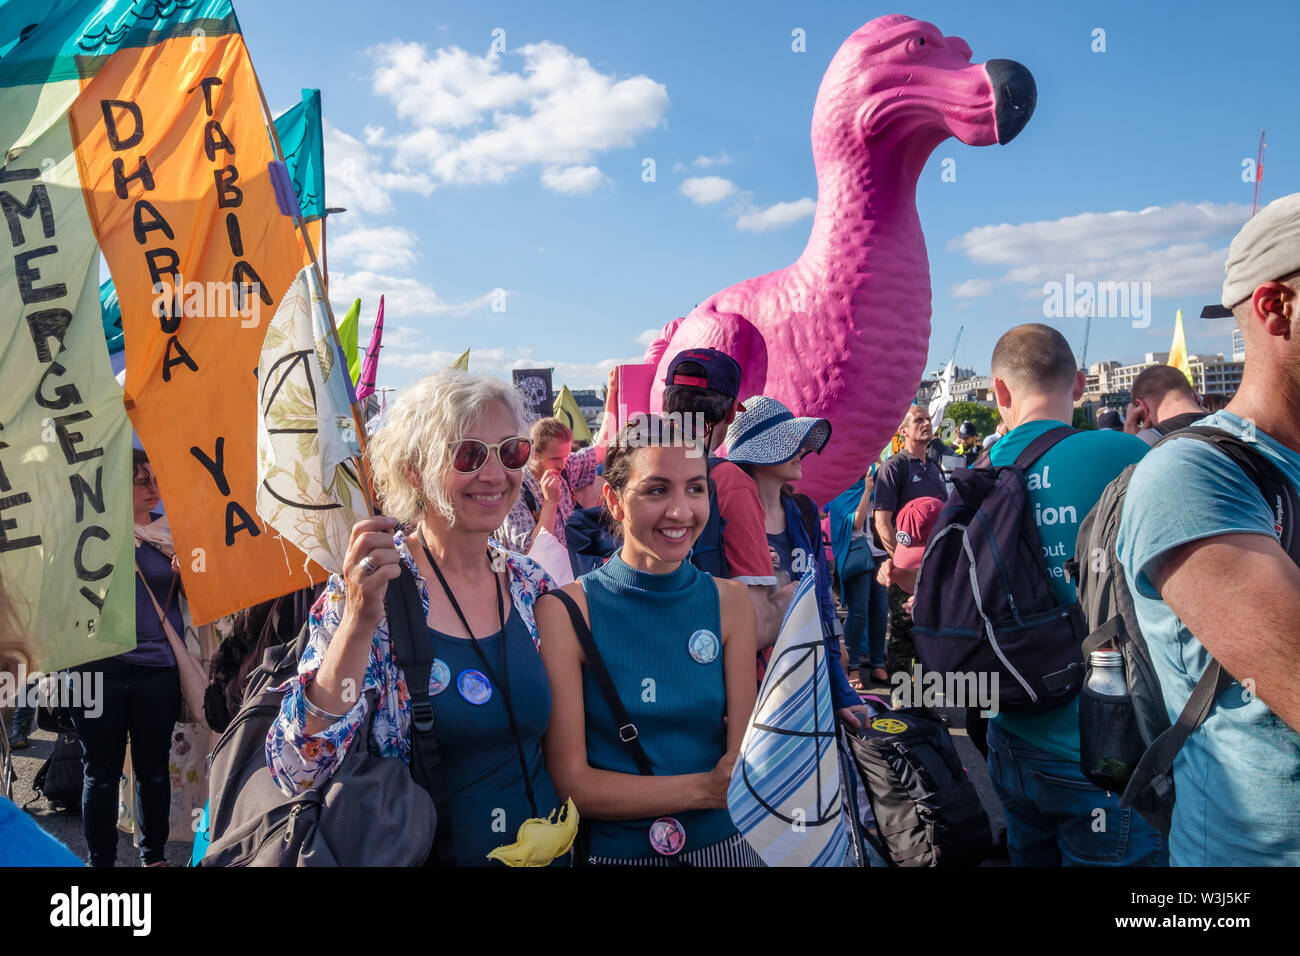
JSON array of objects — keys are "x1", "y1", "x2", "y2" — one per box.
[{"x1": 906, "y1": 36, "x2": 927, "y2": 56}]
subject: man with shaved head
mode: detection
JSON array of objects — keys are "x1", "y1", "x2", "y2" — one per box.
[
  {"x1": 1117, "y1": 194, "x2": 1300, "y2": 865},
  {"x1": 979, "y1": 323, "x2": 1161, "y2": 866},
  {"x1": 1125, "y1": 365, "x2": 1208, "y2": 446}
]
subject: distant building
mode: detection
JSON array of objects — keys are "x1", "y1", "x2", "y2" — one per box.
[
  {"x1": 1232, "y1": 327, "x2": 1245, "y2": 362},
  {"x1": 1084, "y1": 352, "x2": 1242, "y2": 401},
  {"x1": 569, "y1": 387, "x2": 607, "y2": 431}
]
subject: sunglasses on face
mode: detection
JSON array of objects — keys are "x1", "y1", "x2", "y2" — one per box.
[{"x1": 447, "y1": 437, "x2": 532, "y2": 474}]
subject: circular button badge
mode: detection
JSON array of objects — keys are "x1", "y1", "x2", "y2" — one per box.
[
  {"x1": 871, "y1": 717, "x2": 908, "y2": 734},
  {"x1": 429, "y1": 659, "x2": 451, "y2": 696},
  {"x1": 649, "y1": 817, "x2": 686, "y2": 856},
  {"x1": 687, "y1": 629, "x2": 719, "y2": 664},
  {"x1": 457, "y1": 669, "x2": 493, "y2": 706}
]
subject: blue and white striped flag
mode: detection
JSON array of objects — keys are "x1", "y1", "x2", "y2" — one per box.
[{"x1": 728, "y1": 572, "x2": 849, "y2": 866}]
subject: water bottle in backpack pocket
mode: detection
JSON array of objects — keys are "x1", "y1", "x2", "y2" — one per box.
[{"x1": 1077, "y1": 649, "x2": 1144, "y2": 792}]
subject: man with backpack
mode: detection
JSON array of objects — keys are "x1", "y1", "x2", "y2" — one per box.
[
  {"x1": 1124, "y1": 365, "x2": 1209, "y2": 447},
  {"x1": 661, "y1": 348, "x2": 796, "y2": 647},
  {"x1": 934, "y1": 323, "x2": 1163, "y2": 866},
  {"x1": 1116, "y1": 194, "x2": 1300, "y2": 866}
]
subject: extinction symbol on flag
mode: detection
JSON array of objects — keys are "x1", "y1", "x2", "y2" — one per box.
[{"x1": 727, "y1": 572, "x2": 849, "y2": 867}]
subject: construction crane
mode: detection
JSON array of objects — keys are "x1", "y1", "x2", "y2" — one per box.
[{"x1": 1078, "y1": 311, "x2": 1092, "y2": 371}]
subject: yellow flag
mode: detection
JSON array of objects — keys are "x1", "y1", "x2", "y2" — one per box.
[
  {"x1": 1168, "y1": 309, "x2": 1193, "y2": 386},
  {"x1": 554, "y1": 385, "x2": 594, "y2": 442},
  {"x1": 450, "y1": 348, "x2": 470, "y2": 371}
]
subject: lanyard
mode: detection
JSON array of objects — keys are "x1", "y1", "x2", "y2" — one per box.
[{"x1": 417, "y1": 530, "x2": 538, "y2": 817}]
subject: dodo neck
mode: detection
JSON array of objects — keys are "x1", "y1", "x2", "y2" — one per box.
[{"x1": 798, "y1": 127, "x2": 947, "y2": 280}]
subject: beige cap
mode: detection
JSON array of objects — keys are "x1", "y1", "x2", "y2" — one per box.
[{"x1": 1222, "y1": 192, "x2": 1300, "y2": 309}]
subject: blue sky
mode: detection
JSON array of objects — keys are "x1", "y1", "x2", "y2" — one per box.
[{"x1": 237, "y1": 0, "x2": 1298, "y2": 391}]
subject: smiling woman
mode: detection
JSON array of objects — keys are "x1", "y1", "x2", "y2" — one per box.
[
  {"x1": 262, "y1": 369, "x2": 576, "y2": 866},
  {"x1": 536, "y1": 414, "x2": 762, "y2": 866}
]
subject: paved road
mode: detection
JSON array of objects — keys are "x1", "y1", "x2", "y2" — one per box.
[{"x1": 5, "y1": 726, "x2": 195, "y2": 868}]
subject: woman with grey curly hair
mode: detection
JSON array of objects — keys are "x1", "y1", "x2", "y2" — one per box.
[{"x1": 266, "y1": 369, "x2": 572, "y2": 866}]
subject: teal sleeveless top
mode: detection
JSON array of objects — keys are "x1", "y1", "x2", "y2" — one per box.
[{"x1": 579, "y1": 552, "x2": 736, "y2": 858}]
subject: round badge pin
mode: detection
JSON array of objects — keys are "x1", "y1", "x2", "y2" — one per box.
[
  {"x1": 457, "y1": 669, "x2": 492, "y2": 705},
  {"x1": 687, "y1": 629, "x2": 719, "y2": 664},
  {"x1": 649, "y1": 817, "x2": 686, "y2": 856},
  {"x1": 429, "y1": 659, "x2": 451, "y2": 696}
]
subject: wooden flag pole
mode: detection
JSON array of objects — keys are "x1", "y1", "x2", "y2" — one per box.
[{"x1": 253, "y1": 77, "x2": 377, "y2": 513}]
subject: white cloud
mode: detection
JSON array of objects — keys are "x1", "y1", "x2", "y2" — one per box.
[
  {"x1": 951, "y1": 278, "x2": 993, "y2": 298},
  {"x1": 735, "y1": 197, "x2": 816, "y2": 233},
  {"x1": 680, "y1": 176, "x2": 737, "y2": 205},
  {"x1": 540, "y1": 164, "x2": 609, "y2": 194},
  {"x1": 330, "y1": 269, "x2": 502, "y2": 320},
  {"x1": 950, "y1": 202, "x2": 1249, "y2": 298},
  {"x1": 635, "y1": 327, "x2": 663, "y2": 346},
  {"x1": 323, "y1": 120, "x2": 434, "y2": 214},
  {"x1": 366, "y1": 40, "x2": 669, "y2": 187},
  {"x1": 330, "y1": 226, "x2": 419, "y2": 271},
  {"x1": 692, "y1": 151, "x2": 731, "y2": 168}
]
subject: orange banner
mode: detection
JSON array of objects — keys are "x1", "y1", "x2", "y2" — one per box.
[{"x1": 69, "y1": 33, "x2": 326, "y2": 622}]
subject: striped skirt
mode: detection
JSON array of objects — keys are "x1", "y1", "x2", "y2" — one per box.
[{"x1": 587, "y1": 832, "x2": 765, "y2": 867}]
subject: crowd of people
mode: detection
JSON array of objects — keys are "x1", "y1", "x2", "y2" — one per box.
[{"x1": 2, "y1": 193, "x2": 1298, "y2": 869}]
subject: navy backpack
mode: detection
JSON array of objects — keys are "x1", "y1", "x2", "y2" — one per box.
[{"x1": 911, "y1": 426, "x2": 1088, "y2": 713}]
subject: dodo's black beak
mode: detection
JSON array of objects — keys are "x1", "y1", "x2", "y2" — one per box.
[{"x1": 986, "y1": 59, "x2": 1036, "y2": 144}]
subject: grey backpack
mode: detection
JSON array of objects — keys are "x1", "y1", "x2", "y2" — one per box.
[
  {"x1": 201, "y1": 567, "x2": 444, "y2": 866},
  {"x1": 1069, "y1": 426, "x2": 1300, "y2": 834}
]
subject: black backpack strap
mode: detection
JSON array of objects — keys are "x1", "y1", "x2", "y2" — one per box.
[
  {"x1": 1081, "y1": 615, "x2": 1124, "y2": 655},
  {"x1": 792, "y1": 492, "x2": 819, "y2": 550},
  {"x1": 1122, "y1": 659, "x2": 1233, "y2": 812},
  {"x1": 543, "y1": 589, "x2": 654, "y2": 776},
  {"x1": 385, "y1": 561, "x2": 455, "y2": 865},
  {"x1": 521, "y1": 483, "x2": 540, "y2": 522},
  {"x1": 1012, "y1": 425, "x2": 1077, "y2": 471}
]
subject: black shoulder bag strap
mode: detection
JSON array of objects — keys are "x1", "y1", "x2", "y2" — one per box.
[
  {"x1": 545, "y1": 589, "x2": 654, "y2": 776},
  {"x1": 1123, "y1": 425, "x2": 1300, "y2": 810},
  {"x1": 385, "y1": 562, "x2": 456, "y2": 866}
]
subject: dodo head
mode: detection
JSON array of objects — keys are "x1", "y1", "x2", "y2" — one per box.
[{"x1": 814, "y1": 15, "x2": 1035, "y2": 152}]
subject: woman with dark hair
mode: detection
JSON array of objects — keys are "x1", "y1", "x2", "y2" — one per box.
[
  {"x1": 725, "y1": 397, "x2": 871, "y2": 728},
  {"x1": 537, "y1": 414, "x2": 760, "y2": 865},
  {"x1": 68, "y1": 449, "x2": 182, "y2": 866}
]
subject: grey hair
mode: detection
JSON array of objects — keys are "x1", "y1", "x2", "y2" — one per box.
[{"x1": 366, "y1": 370, "x2": 531, "y2": 528}]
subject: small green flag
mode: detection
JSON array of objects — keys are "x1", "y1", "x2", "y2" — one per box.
[{"x1": 338, "y1": 298, "x2": 361, "y2": 384}]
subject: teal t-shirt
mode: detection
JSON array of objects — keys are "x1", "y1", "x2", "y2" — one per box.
[
  {"x1": 1116, "y1": 411, "x2": 1300, "y2": 866},
  {"x1": 988, "y1": 419, "x2": 1148, "y2": 760}
]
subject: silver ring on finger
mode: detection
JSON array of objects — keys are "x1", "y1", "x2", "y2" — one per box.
[{"x1": 360, "y1": 555, "x2": 377, "y2": 576}]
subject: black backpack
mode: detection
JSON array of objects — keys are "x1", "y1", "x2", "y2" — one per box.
[
  {"x1": 30, "y1": 732, "x2": 83, "y2": 812},
  {"x1": 1069, "y1": 425, "x2": 1300, "y2": 834},
  {"x1": 911, "y1": 426, "x2": 1088, "y2": 713},
  {"x1": 843, "y1": 707, "x2": 992, "y2": 866},
  {"x1": 688, "y1": 456, "x2": 729, "y2": 578}
]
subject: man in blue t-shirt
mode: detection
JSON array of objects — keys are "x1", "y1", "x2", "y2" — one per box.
[
  {"x1": 1116, "y1": 193, "x2": 1300, "y2": 866},
  {"x1": 982, "y1": 323, "x2": 1164, "y2": 866}
]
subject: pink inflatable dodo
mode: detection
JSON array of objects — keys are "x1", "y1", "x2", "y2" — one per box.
[{"x1": 644, "y1": 14, "x2": 1035, "y2": 503}]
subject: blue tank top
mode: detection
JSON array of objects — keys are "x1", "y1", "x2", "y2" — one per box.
[
  {"x1": 579, "y1": 553, "x2": 735, "y2": 858},
  {"x1": 427, "y1": 606, "x2": 565, "y2": 866}
]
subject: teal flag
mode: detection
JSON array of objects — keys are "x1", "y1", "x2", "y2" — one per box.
[
  {"x1": 274, "y1": 88, "x2": 324, "y2": 220},
  {"x1": 100, "y1": 277, "x2": 123, "y2": 355}
]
